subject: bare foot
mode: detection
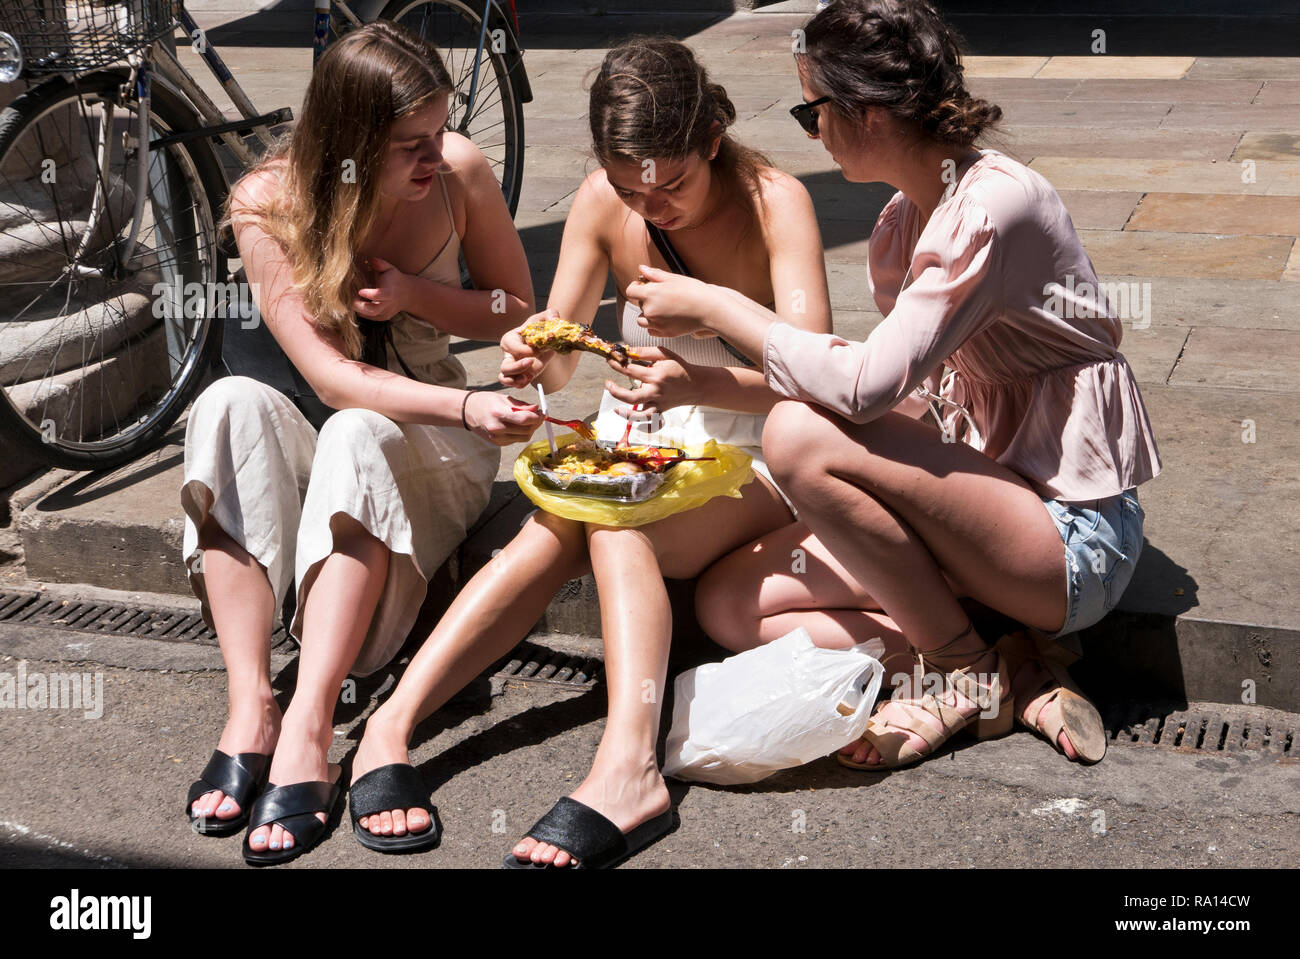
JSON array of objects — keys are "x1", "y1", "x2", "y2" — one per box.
[
  {"x1": 189, "y1": 694, "x2": 280, "y2": 823},
  {"x1": 350, "y1": 711, "x2": 432, "y2": 839},
  {"x1": 1008, "y1": 655, "x2": 1079, "y2": 759},
  {"x1": 839, "y1": 645, "x2": 1002, "y2": 767},
  {"x1": 244, "y1": 712, "x2": 334, "y2": 854},
  {"x1": 510, "y1": 758, "x2": 670, "y2": 868}
]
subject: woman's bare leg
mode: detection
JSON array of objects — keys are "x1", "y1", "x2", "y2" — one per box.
[
  {"x1": 515, "y1": 478, "x2": 793, "y2": 867},
  {"x1": 247, "y1": 512, "x2": 389, "y2": 854},
  {"x1": 699, "y1": 518, "x2": 907, "y2": 654},
  {"x1": 761, "y1": 401, "x2": 1071, "y2": 765},
  {"x1": 351, "y1": 510, "x2": 592, "y2": 838},
  {"x1": 188, "y1": 513, "x2": 281, "y2": 824}
]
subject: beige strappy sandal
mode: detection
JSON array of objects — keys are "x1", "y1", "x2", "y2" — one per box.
[
  {"x1": 996, "y1": 631, "x2": 1107, "y2": 764},
  {"x1": 838, "y1": 625, "x2": 1013, "y2": 771}
]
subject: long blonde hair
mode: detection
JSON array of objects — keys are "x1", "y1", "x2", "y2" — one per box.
[{"x1": 229, "y1": 21, "x2": 453, "y2": 359}]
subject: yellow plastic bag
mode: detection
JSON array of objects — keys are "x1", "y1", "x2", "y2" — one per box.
[{"x1": 514, "y1": 436, "x2": 754, "y2": 528}]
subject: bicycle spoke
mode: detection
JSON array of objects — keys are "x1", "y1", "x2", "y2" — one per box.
[{"x1": 1, "y1": 75, "x2": 220, "y2": 457}]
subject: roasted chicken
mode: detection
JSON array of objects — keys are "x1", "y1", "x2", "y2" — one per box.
[{"x1": 520, "y1": 317, "x2": 650, "y2": 366}]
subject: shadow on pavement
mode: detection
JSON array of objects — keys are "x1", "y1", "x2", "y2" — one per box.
[
  {"x1": 200, "y1": 1, "x2": 1299, "y2": 57},
  {"x1": 938, "y1": 1, "x2": 1300, "y2": 58}
]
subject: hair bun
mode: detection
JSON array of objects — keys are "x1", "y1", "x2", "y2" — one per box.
[
  {"x1": 928, "y1": 94, "x2": 1002, "y2": 144},
  {"x1": 708, "y1": 82, "x2": 737, "y2": 127},
  {"x1": 801, "y1": 0, "x2": 1002, "y2": 146}
]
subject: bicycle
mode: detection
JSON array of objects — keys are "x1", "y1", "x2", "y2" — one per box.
[{"x1": 0, "y1": 0, "x2": 529, "y2": 472}]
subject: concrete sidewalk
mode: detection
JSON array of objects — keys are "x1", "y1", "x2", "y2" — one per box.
[{"x1": 1, "y1": 4, "x2": 1298, "y2": 868}]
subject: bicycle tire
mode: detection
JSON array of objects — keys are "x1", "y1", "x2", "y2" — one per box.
[
  {"x1": 378, "y1": 0, "x2": 525, "y2": 217},
  {"x1": 0, "y1": 71, "x2": 228, "y2": 471}
]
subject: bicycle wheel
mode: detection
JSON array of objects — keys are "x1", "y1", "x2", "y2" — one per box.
[
  {"x1": 0, "y1": 71, "x2": 227, "y2": 471},
  {"x1": 379, "y1": 0, "x2": 525, "y2": 217}
]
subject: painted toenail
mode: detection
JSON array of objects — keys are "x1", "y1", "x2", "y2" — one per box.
[
  {"x1": 219, "y1": 803, "x2": 231, "y2": 812},
  {"x1": 270, "y1": 841, "x2": 280, "y2": 849},
  {"x1": 251, "y1": 836, "x2": 265, "y2": 845}
]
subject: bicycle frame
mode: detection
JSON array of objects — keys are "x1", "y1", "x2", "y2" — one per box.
[
  {"x1": 313, "y1": 0, "x2": 527, "y2": 124},
  {"x1": 66, "y1": 0, "x2": 525, "y2": 275}
]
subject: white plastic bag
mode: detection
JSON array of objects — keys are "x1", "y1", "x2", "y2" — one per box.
[{"x1": 662, "y1": 628, "x2": 885, "y2": 785}]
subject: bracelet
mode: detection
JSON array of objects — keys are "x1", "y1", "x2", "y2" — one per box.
[{"x1": 460, "y1": 390, "x2": 475, "y2": 430}]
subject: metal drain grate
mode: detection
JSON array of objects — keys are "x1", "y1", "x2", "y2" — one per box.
[
  {"x1": 492, "y1": 640, "x2": 601, "y2": 689},
  {"x1": 1105, "y1": 702, "x2": 1294, "y2": 759},
  {"x1": 0, "y1": 588, "x2": 287, "y2": 647}
]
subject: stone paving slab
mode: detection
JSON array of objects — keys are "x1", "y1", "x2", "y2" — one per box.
[
  {"x1": 1103, "y1": 325, "x2": 1189, "y2": 386},
  {"x1": 1286, "y1": 245, "x2": 1300, "y2": 282},
  {"x1": 1167, "y1": 328, "x2": 1300, "y2": 393},
  {"x1": 963, "y1": 56, "x2": 1050, "y2": 78},
  {"x1": 966, "y1": 78, "x2": 1082, "y2": 102},
  {"x1": 523, "y1": 117, "x2": 596, "y2": 148},
  {"x1": 1029, "y1": 156, "x2": 1300, "y2": 196},
  {"x1": 1065, "y1": 78, "x2": 1264, "y2": 104},
  {"x1": 1126, "y1": 192, "x2": 1300, "y2": 237},
  {"x1": 1233, "y1": 131, "x2": 1300, "y2": 162},
  {"x1": 1112, "y1": 276, "x2": 1300, "y2": 331},
  {"x1": 1254, "y1": 80, "x2": 1300, "y2": 105},
  {"x1": 1056, "y1": 189, "x2": 1142, "y2": 230},
  {"x1": 1036, "y1": 56, "x2": 1195, "y2": 80},
  {"x1": 756, "y1": 149, "x2": 850, "y2": 176},
  {"x1": 993, "y1": 99, "x2": 1177, "y2": 128},
  {"x1": 514, "y1": 175, "x2": 581, "y2": 215},
  {"x1": 995, "y1": 128, "x2": 1242, "y2": 162},
  {"x1": 1161, "y1": 103, "x2": 1300, "y2": 133},
  {"x1": 519, "y1": 144, "x2": 599, "y2": 179},
  {"x1": 1125, "y1": 384, "x2": 1298, "y2": 632},
  {"x1": 1078, "y1": 229, "x2": 1294, "y2": 281},
  {"x1": 1187, "y1": 57, "x2": 1300, "y2": 80}
]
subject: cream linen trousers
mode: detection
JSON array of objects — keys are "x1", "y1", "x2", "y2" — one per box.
[{"x1": 179, "y1": 375, "x2": 499, "y2": 676}]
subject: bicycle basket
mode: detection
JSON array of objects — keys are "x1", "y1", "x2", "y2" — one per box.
[{"x1": 0, "y1": 0, "x2": 177, "y2": 75}]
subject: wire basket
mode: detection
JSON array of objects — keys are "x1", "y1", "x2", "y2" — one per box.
[{"x1": 0, "y1": 0, "x2": 178, "y2": 74}]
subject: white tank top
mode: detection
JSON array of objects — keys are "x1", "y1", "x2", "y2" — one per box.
[{"x1": 592, "y1": 300, "x2": 767, "y2": 450}]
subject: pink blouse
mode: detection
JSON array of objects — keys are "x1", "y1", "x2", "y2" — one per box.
[{"x1": 763, "y1": 149, "x2": 1161, "y2": 503}]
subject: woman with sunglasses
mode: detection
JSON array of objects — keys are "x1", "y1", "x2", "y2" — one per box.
[
  {"x1": 634, "y1": 0, "x2": 1161, "y2": 770},
  {"x1": 344, "y1": 37, "x2": 831, "y2": 867}
]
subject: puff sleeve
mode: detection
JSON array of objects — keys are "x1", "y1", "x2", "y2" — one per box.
[{"x1": 763, "y1": 194, "x2": 1001, "y2": 424}]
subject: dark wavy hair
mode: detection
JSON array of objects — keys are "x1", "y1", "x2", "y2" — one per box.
[{"x1": 797, "y1": 0, "x2": 1002, "y2": 146}]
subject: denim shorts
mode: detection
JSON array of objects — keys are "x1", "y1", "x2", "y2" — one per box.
[{"x1": 1040, "y1": 488, "x2": 1144, "y2": 638}]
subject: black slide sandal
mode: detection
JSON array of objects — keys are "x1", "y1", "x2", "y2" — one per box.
[
  {"x1": 242, "y1": 768, "x2": 342, "y2": 866},
  {"x1": 349, "y1": 763, "x2": 441, "y2": 854},
  {"x1": 185, "y1": 750, "x2": 270, "y2": 837},
  {"x1": 502, "y1": 797, "x2": 677, "y2": 870}
]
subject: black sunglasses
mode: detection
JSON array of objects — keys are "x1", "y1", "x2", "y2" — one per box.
[{"x1": 789, "y1": 95, "x2": 833, "y2": 137}]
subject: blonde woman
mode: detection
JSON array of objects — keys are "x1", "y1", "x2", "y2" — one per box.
[{"x1": 179, "y1": 21, "x2": 540, "y2": 865}]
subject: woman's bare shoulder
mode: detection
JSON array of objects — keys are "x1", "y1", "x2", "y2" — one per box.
[
  {"x1": 753, "y1": 166, "x2": 815, "y2": 222},
  {"x1": 569, "y1": 168, "x2": 626, "y2": 232},
  {"x1": 439, "y1": 131, "x2": 490, "y2": 186},
  {"x1": 230, "y1": 158, "x2": 288, "y2": 214}
]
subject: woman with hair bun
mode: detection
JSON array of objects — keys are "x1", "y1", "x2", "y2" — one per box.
[
  {"x1": 345, "y1": 37, "x2": 831, "y2": 867},
  {"x1": 643, "y1": 0, "x2": 1161, "y2": 770}
]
